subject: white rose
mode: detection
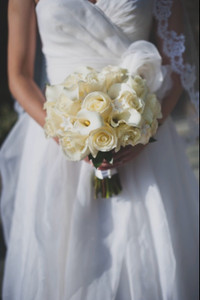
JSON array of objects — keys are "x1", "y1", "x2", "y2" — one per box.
[
  {"x1": 60, "y1": 132, "x2": 90, "y2": 161},
  {"x1": 138, "y1": 120, "x2": 159, "y2": 145},
  {"x1": 88, "y1": 126, "x2": 117, "y2": 158},
  {"x1": 55, "y1": 93, "x2": 81, "y2": 116},
  {"x1": 62, "y1": 67, "x2": 104, "y2": 100},
  {"x1": 45, "y1": 84, "x2": 64, "y2": 102},
  {"x1": 115, "y1": 124, "x2": 141, "y2": 152},
  {"x1": 121, "y1": 41, "x2": 164, "y2": 92},
  {"x1": 63, "y1": 73, "x2": 82, "y2": 89},
  {"x1": 147, "y1": 93, "x2": 162, "y2": 119},
  {"x1": 108, "y1": 83, "x2": 144, "y2": 113},
  {"x1": 150, "y1": 119, "x2": 159, "y2": 136},
  {"x1": 99, "y1": 65, "x2": 128, "y2": 91},
  {"x1": 44, "y1": 119, "x2": 57, "y2": 138},
  {"x1": 138, "y1": 125, "x2": 152, "y2": 145},
  {"x1": 45, "y1": 84, "x2": 79, "y2": 102},
  {"x1": 142, "y1": 106, "x2": 154, "y2": 125},
  {"x1": 82, "y1": 91, "x2": 112, "y2": 118},
  {"x1": 74, "y1": 109, "x2": 104, "y2": 135},
  {"x1": 143, "y1": 93, "x2": 162, "y2": 124},
  {"x1": 44, "y1": 103, "x2": 64, "y2": 137},
  {"x1": 45, "y1": 83, "x2": 81, "y2": 122},
  {"x1": 63, "y1": 66, "x2": 97, "y2": 88},
  {"x1": 125, "y1": 75, "x2": 148, "y2": 99},
  {"x1": 78, "y1": 77, "x2": 105, "y2": 100}
]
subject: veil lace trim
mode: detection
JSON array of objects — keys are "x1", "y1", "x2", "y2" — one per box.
[{"x1": 153, "y1": 0, "x2": 199, "y2": 114}]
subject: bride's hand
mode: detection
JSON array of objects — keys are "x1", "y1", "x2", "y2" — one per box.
[
  {"x1": 99, "y1": 144, "x2": 146, "y2": 170},
  {"x1": 84, "y1": 144, "x2": 146, "y2": 170}
]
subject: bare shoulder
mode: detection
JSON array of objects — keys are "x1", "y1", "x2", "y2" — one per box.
[
  {"x1": 8, "y1": 0, "x2": 36, "y2": 33},
  {"x1": 8, "y1": 0, "x2": 37, "y2": 80},
  {"x1": 8, "y1": 0, "x2": 35, "y2": 14}
]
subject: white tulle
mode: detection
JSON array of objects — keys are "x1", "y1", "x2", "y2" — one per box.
[{"x1": 0, "y1": 0, "x2": 198, "y2": 299}]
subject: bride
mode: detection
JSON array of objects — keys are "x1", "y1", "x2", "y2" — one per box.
[{"x1": 0, "y1": 0, "x2": 198, "y2": 299}]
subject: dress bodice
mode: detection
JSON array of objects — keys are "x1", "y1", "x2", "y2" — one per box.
[{"x1": 36, "y1": 0, "x2": 154, "y2": 83}]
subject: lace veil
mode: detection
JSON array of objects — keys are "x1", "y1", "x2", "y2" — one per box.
[{"x1": 153, "y1": 0, "x2": 199, "y2": 145}]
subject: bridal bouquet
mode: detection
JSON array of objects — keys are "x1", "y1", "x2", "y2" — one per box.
[{"x1": 44, "y1": 65, "x2": 162, "y2": 198}]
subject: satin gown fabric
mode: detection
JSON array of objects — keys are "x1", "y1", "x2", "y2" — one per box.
[{"x1": 0, "y1": 0, "x2": 199, "y2": 299}]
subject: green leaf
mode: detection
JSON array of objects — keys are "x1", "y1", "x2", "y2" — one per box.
[
  {"x1": 103, "y1": 151, "x2": 114, "y2": 164},
  {"x1": 149, "y1": 137, "x2": 157, "y2": 143},
  {"x1": 89, "y1": 151, "x2": 114, "y2": 169},
  {"x1": 89, "y1": 152, "x2": 104, "y2": 168}
]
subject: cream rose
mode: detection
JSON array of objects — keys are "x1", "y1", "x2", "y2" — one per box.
[
  {"x1": 124, "y1": 75, "x2": 148, "y2": 99},
  {"x1": 63, "y1": 66, "x2": 97, "y2": 88},
  {"x1": 108, "y1": 83, "x2": 144, "y2": 113},
  {"x1": 142, "y1": 106, "x2": 154, "y2": 125},
  {"x1": 44, "y1": 119, "x2": 57, "y2": 138},
  {"x1": 44, "y1": 104, "x2": 64, "y2": 137},
  {"x1": 138, "y1": 125, "x2": 152, "y2": 145},
  {"x1": 77, "y1": 68, "x2": 106, "y2": 99},
  {"x1": 45, "y1": 84, "x2": 64, "y2": 102},
  {"x1": 82, "y1": 91, "x2": 112, "y2": 118},
  {"x1": 88, "y1": 126, "x2": 117, "y2": 158},
  {"x1": 150, "y1": 119, "x2": 159, "y2": 136},
  {"x1": 116, "y1": 124, "x2": 141, "y2": 152},
  {"x1": 78, "y1": 78, "x2": 105, "y2": 100},
  {"x1": 60, "y1": 132, "x2": 90, "y2": 161},
  {"x1": 62, "y1": 67, "x2": 104, "y2": 100},
  {"x1": 56, "y1": 93, "x2": 81, "y2": 116},
  {"x1": 45, "y1": 84, "x2": 79, "y2": 102},
  {"x1": 143, "y1": 93, "x2": 162, "y2": 124},
  {"x1": 99, "y1": 65, "x2": 128, "y2": 91},
  {"x1": 146, "y1": 93, "x2": 162, "y2": 119},
  {"x1": 108, "y1": 82, "x2": 134, "y2": 99}
]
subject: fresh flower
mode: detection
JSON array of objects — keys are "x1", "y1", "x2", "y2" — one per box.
[
  {"x1": 74, "y1": 109, "x2": 104, "y2": 136},
  {"x1": 116, "y1": 124, "x2": 141, "y2": 151},
  {"x1": 44, "y1": 64, "x2": 163, "y2": 199},
  {"x1": 88, "y1": 126, "x2": 117, "y2": 158},
  {"x1": 60, "y1": 132, "x2": 90, "y2": 161},
  {"x1": 82, "y1": 91, "x2": 112, "y2": 118}
]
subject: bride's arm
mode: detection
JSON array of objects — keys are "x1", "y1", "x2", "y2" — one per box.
[{"x1": 8, "y1": 0, "x2": 46, "y2": 127}]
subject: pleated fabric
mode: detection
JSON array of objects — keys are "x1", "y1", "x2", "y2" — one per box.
[{"x1": 0, "y1": 0, "x2": 198, "y2": 299}]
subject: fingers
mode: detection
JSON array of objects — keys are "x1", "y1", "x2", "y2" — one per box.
[
  {"x1": 113, "y1": 145, "x2": 132, "y2": 160},
  {"x1": 86, "y1": 144, "x2": 146, "y2": 170},
  {"x1": 98, "y1": 145, "x2": 145, "y2": 170},
  {"x1": 114, "y1": 146, "x2": 142, "y2": 163}
]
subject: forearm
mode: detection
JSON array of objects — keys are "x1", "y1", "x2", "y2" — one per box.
[
  {"x1": 9, "y1": 75, "x2": 46, "y2": 127},
  {"x1": 7, "y1": 0, "x2": 46, "y2": 126}
]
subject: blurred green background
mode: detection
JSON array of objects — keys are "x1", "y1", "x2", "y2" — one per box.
[{"x1": 0, "y1": 0, "x2": 199, "y2": 298}]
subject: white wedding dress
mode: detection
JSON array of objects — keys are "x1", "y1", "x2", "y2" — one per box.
[{"x1": 0, "y1": 0, "x2": 199, "y2": 299}]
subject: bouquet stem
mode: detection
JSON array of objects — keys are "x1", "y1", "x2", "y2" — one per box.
[{"x1": 94, "y1": 169, "x2": 122, "y2": 199}]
